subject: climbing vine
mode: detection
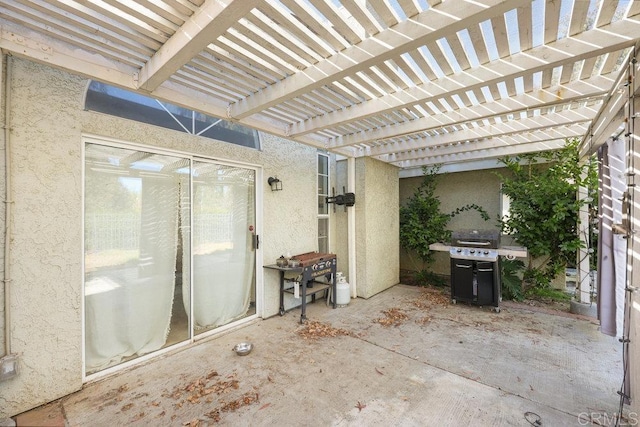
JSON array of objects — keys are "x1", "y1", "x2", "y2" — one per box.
[{"x1": 399, "y1": 166, "x2": 490, "y2": 272}]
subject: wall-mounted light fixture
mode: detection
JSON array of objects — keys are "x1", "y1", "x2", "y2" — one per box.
[{"x1": 268, "y1": 176, "x2": 282, "y2": 191}]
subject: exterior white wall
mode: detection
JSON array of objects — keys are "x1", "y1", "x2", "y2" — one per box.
[
  {"x1": 0, "y1": 58, "x2": 323, "y2": 417},
  {"x1": 355, "y1": 157, "x2": 399, "y2": 298}
]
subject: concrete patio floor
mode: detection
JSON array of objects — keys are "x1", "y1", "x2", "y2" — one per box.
[{"x1": 15, "y1": 284, "x2": 625, "y2": 426}]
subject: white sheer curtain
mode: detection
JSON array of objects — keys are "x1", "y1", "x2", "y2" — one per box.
[
  {"x1": 85, "y1": 146, "x2": 181, "y2": 372},
  {"x1": 189, "y1": 163, "x2": 255, "y2": 331}
]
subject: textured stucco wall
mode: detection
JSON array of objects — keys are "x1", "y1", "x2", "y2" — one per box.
[
  {"x1": 333, "y1": 159, "x2": 349, "y2": 278},
  {"x1": 399, "y1": 169, "x2": 503, "y2": 276},
  {"x1": 355, "y1": 157, "x2": 399, "y2": 298},
  {"x1": 0, "y1": 58, "x2": 322, "y2": 418},
  {"x1": 0, "y1": 57, "x2": 6, "y2": 357}
]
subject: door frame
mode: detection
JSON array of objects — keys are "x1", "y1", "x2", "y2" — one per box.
[{"x1": 81, "y1": 135, "x2": 264, "y2": 382}]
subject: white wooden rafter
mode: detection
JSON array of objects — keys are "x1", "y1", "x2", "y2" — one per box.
[{"x1": 1, "y1": 0, "x2": 640, "y2": 171}]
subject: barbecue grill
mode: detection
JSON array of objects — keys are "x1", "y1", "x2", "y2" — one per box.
[{"x1": 449, "y1": 229, "x2": 501, "y2": 312}]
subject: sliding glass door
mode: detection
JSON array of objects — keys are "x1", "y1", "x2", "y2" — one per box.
[
  {"x1": 191, "y1": 161, "x2": 256, "y2": 334},
  {"x1": 84, "y1": 143, "x2": 257, "y2": 375}
]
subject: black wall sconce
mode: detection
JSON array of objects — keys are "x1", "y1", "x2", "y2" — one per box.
[
  {"x1": 326, "y1": 186, "x2": 355, "y2": 212},
  {"x1": 268, "y1": 176, "x2": 282, "y2": 191}
]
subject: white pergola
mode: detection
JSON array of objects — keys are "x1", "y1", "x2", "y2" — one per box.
[{"x1": 0, "y1": 0, "x2": 639, "y2": 173}]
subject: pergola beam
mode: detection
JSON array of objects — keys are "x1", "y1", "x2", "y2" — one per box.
[
  {"x1": 363, "y1": 105, "x2": 598, "y2": 157},
  {"x1": 334, "y1": 76, "x2": 610, "y2": 149},
  {"x1": 295, "y1": 17, "x2": 640, "y2": 141},
  {"x1": 395, "y1": 138, "x2": 567, "y2": 169},
  {"x1": 228, "y1": 0, "x2": 528, "y2": 120},
  {"x1": 380, "y1": 123, "x2": 588, "y2": 162},
  {"x1": 137, "y1": 0, "x2": 259, "y2": 92}
]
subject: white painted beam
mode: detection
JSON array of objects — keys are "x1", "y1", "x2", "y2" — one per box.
[
  {"x1": 293, "y1": 17, "x2": 639, "y2": 140},
  {"x1": 392, "y1": 138, "x2": 567, "y2": 168},
  {"x1": 228, "y1": 0, "x2": 529, "y2": 120},
  {"x1": 333, "y1": 76, "x2": 610, "y2": 149},
  {"x1": 365, "y1": 105, "x2": 597, "y2": 157},
  {"x1": 378, "y1": 123, "x2": 588, "y2": 162},
  {"x1": 137, "y1": 0, "x2": 259, "y2": 91},
  {"x1": 580, "y1": 43, "x2": 640, "y2": 158}
]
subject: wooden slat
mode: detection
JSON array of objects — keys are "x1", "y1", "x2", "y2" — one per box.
[
  {"x1": 491, "y1": 14, "x2": 510, "y2": 58},
  {"x1": 596, "y1": 0, "x2": 618, "y2": 27},
  {"x1": 100, "y1": 0, "x2": 178, "y2": 35},
  {"x1": 221, "y1": 30, "x2": 297, "y2": 74},
  {"x1": 446, "y1": 33, "x2": 471, "y2": 71},
  {"x1": 540, "y1": 68, "x2": 553, "y2": 89},
  {"x1": 39, "y1": 0, "x2": 163, "y2": 49},
  {"x1": 580, "y1": 56, "x2": 598, "y2": 80},
  {"x1": 628, "y1": 0, "x2": 640, "y2": 18},
  {"x1": 396, "y1": 0, "x2": 420, "y2": 18},
  {"x1": 569, "y1": 0, "x2": 590, "y2": 36},
  {"x1": 235, "y1": 18, "x2": 310, "y2": 70},
  {"x1": 560, "y1": 62, "x2": 575, "y2": 85},
  {"x1": 522, "y1": 73, "x2": 533, "y2": 93},
  {"x1": 245, "y1": 11, "x2": 321, "y2": 65},
  {"x1": 338, "y1": 0, "x2": 384, "y2": 36},
  {"x1": 378, "y1": 61, "x2": 411, "y2": 90},
  {"x1": 136, "y1": 0, "x2": 188, "y2": 26},
  {"x1": 544, "y1": 0, "x2": 562, "y2": 43},
  {"x1": 426, "y1": 42, "x2": 453, "y2": 76},
  {"x1": 14, "y1": 0, "x2": 155, "y2": 56},
  {"x1": 600, "y1": 50, "x2": 623, "y2": 75},
  {"x1": 517, "y1": 3, "x2": 532, "y2": 52},
  {"x1": 291, "y1": 19, "x2": 639, "y2": 138},
  {"x1": 367, "y1": 0, "x2": 400, "y2": 27},
  {"x1": 503, "y1": 78, "x2": 517, "y2": 97},
  {"x1": 357, "y1": 68, "x2": 394, "y2": 96},
  {"x1": 230, "y1": 0, "x2": 528, "y2": 119},
  {"x1": 408, "y1": 50, "x2": 437, "y2": 81},
  {"x1": 310, "y1": 0, "x2": 363, "y2": 45},
  {"x1": 160, "y1": 0, "x2": 198, "y2": 17},
  {"x1": 279, "y1": 0, "x2": 349, "y2": 52},
  {"x1": 466, "y1": 23, "x2": 490, "y2": 65},
  {"x1": 259, "y1": 1, "x2": 334, "y2": 58},
  {"x1": 326, "y1": 77, "x2": 609, "y2": 147},
  {"x1": 203, "y1": 45, "x2": 277, "y2": 85},
  {"x1": 393, "y1": 55, "x2": 425, "y2": 86}
]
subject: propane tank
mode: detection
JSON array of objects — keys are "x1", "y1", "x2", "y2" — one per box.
[{"x1": 335, "y1": 272, "x2": 350, "y2": 306}]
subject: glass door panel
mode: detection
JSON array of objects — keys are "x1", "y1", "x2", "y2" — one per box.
[
  {"x1": 84, "y1": 144, "x2": 191, "y2": 374},
  {"x1": 192, "y1": 161, "x2": 256, "y2": 334}
]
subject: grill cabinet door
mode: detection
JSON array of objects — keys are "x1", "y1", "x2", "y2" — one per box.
[
  {"x1": 476, "y1": 261, "x2": 495, "y2": 305},
  {"x1": 451, "y1": 259, "x2": 474, "y2": 302}
]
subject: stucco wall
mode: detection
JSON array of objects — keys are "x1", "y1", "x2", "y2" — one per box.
[
  {"x1": 399, "y1": 169, "x2": 503, "y2": 276},
  {"x1": 0, "y1": 57, "x2": 6, "y2": 357},
  {"x1": 355, "y1": 157, "x2": 399, "y2": 298},
  {"x1": 0, "y1": 58, "x2": 323, "y2": 417},
  {"x1": 333, "y1": 159, "x2": 349, "y2": 278}
]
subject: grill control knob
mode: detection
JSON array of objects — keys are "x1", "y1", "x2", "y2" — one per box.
[
  {"x1": 469, "y1": 249, "x2": 475, "y2": 254},
  {"x1": 483, "y1": 250, "x2": 489, "y2": 255},
  {"x1": 456, "y1": 248, "x2": 462, "y2": 253}
]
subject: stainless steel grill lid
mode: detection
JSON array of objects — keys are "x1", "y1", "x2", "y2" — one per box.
[{"x1": 451, "y1": 229, "x2": 500, "y2": 249}]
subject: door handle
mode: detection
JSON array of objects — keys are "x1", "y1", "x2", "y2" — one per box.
[
  {"x1": 455, "y1": 264, "x2": 472, "y2": 268},
  {"x1": 478, "y1": 268, "x2": 493, "y2": 272},
  {"x1": 253, "y1": 234, "x2": 259, "y2": 250}
]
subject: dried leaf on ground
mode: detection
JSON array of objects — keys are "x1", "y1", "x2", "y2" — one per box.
[
  {"x1": 415, "y1": 316, "x2": 431, "y2": 325},
  {"x1": 414, "y1": 288, "x2": 451, "y2": 307},
  {"x1": 165, "y1": 372, "x2": 240, "y2": 405},
  {"x1": 355, "y1": 401, "x2": 366, "y2": 412},
  {"x1": 297, "y1": 320, "x2": 351, "y2": 340},
  {"x1": 374, "y1": 308, "x2": 409, "y2": 327}
]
